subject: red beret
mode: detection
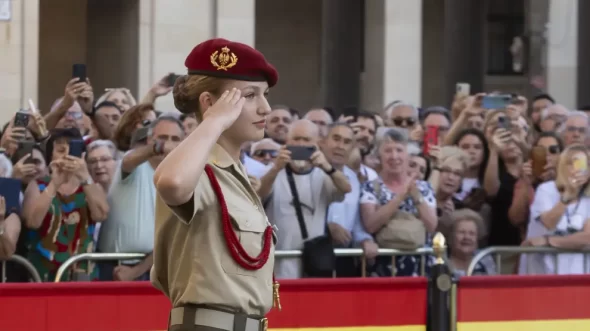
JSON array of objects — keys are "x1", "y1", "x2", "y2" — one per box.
[{"x1": 185, "y1": 38, "x2": 278, "y2": 87}]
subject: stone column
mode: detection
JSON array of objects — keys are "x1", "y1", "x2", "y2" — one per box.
[
  {"x1": 361, "y1": 0, "x2": 422, "y2": 113},
  {"x1": 442, "y1": 0, "x2": 486, "y2": 108},
  {"x1": 525, "y1": 0, "x2": 550, "y2": 98},
  {"x1": 0, "y1": 0, "x2": 39, "y2": 123},
  {"x1": 546, "y1": 0, "x2": 578, "y2": 108},
  {"x1": 577, "y1": 0, "x2": 590, "y2": 108},
  {"x1": 320, "y1": 0, "x2": 363, "y2": 114}
]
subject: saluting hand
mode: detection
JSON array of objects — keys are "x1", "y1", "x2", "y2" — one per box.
[{"x1": 202, "y1": 88, "x2": 246, "y2": 132}]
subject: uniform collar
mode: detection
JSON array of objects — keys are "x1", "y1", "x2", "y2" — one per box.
[
  {"x1": 210, "y1": 144, "x2": 237, "y2": 169},
  {"x1": 210, "y1": 144, "x2": 251, "y2": 179}
]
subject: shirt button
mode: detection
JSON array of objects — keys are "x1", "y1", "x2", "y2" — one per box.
[
  {"x1": 245, "y1": 220, "x2": 251, "y2": 227},
  {"x1": 254, "y1": 205, "x2": 259, "y2": 211}
]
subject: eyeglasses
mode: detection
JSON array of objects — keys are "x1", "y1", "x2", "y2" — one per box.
[
  {"x1": 566, "y1": 126, "x2": 587, "y2": 134},
  {"x1": 65, "y1": 111, "x2": 83, "y2": 120},
  {"x1": 253, "y1": 149, "x2": 278, "y2": 158},
  {"x1": 392, "y1": 117, "x2": 416, "y2": 128},
  {"x1": 88, "y1": 156, "x2": 114, "y2": 166},
  {"x1": 440, "y1": 167, "x2": 463, "y2": 177}
]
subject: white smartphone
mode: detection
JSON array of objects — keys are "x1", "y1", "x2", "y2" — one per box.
[
  {"x1": 455, "y1": 82, "x2": 470, "y2": 96},
  {"x1": 28, "y1": 99, "x2": 37, "y2": 113}
]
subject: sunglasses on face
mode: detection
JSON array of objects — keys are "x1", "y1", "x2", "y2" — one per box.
[
  {"x1": 392, "y1": 117, "x2": 416, "y2": 127},
  {"x1": 253, "y1": 149, "x2": 278, "y2": 158},
  {"x1": 547, "y1": 145, "x2": 560, "y2": 154}
]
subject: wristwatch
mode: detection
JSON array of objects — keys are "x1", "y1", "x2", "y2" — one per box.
[
  {"x1": 80, "y1": 178, "x2": 93, "y2": 186},
  {"x1": 324, "y1": 166, "x2": 336, "y2": 175}
]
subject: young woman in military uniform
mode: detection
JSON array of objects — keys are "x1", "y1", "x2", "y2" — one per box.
[{"x1": 151, "y1": 38, "x2": 280, "y2": 331}]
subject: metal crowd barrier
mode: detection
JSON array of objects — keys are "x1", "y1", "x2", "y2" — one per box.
[
  {"x1": 466, "y1": 246, "x2": 590, "y2": 276},
  {"x1": 54, "y1": 253, "x2": 146, "y2": 282},
  {"x1": 54, "y1": 248, "x2": 436, "y2": 282},
  {"x1": 0, "y1": 254, "x2": 42, "y2": 283}
]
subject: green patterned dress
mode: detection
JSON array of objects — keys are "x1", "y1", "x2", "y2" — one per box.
[{"x1": 26, "y1": 176, "x2": 98, "y2": 281}]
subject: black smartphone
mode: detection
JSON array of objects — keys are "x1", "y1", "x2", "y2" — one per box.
[
  {"x1": 0, "y1": 177, "x2": 22, "y2": 216},
  {"x1": 286, "y1": 145, "x2": 316, "y2": 161},
  {"x1": 68, "y1": 139, "x2": 85, "y2": 158},
  {"x1": 498, "y1": 116, "x2": 512, "y2": 130},
  {"x1": 165, "y1": 73, "x2": 180, "y2": 87},
  {"x1": 72, "y1": 64, "x2": 87, "y2": 82},
  {"x1": 341, "y1": 106, "x2": 359, "y2": 121},
  {"x1": 130, "y1": 127, "x2": 149, "y2": 146},
  {"x1": 13, "y1": 112, "x2": 30, "y2": 128},
  {"x1": 13, "y1": 141, "x2": 35, "y2": 163}
]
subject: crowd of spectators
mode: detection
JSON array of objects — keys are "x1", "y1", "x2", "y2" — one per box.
[{"x1": 1, "y1": 71, "x2": 590, "y2": 282}]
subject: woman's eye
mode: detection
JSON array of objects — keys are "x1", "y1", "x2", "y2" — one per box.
[{"x1": 245, "y1": 93, "x2": 256, "y2": 99}]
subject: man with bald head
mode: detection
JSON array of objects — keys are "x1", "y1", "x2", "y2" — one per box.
[
  {"x1": 539, "y1": 104, "x2": 569, "y2": 132},
  {"x1": 304, "y1": 108, "x2": 333, "y2": 137},
  {"x1": 258, "y1": 119, "x2": 351, "y2": 278}
]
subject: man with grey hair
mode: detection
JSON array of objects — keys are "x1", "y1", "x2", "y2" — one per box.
[
  {"x1": 383, "y1": 101, "x2": 419, "y2": 130},
  {"x1": 539, "y1": 104, "x2": 569, "y2": 132},
  {"x1": 97, "y1": 115, "x2": 185, "y2": 282},
  {"x1": 304, "y1": 108, "x2": 334, "y2": 137},
  {"x1": 259, "y1": 119, "x2": 351, "y2": 278},
  {"x1": 560, "y1": 110, "x2": 589, "y2": 147}
]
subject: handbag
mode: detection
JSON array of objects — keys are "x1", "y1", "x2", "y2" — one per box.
[
  {"x1": 285, "y1": 166, "x2": 335, "y2": 277},
  {"x1": 372, "y1": 180, "x2": 426, "y2": 250}
]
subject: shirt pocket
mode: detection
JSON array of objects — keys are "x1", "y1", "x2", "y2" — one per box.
[{"x1": 220, "y1": 212, "x2": 268, "y2": 278}]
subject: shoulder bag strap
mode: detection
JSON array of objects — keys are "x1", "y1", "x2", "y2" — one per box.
[{"x1": 285, "y1": 166, "x2": 309, "y2": 240}]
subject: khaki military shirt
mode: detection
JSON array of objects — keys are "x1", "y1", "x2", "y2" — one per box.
[{"x1": 151, "y1": 144, "x2": 275, "y2": 317}]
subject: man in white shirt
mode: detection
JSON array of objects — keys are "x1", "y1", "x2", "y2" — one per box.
[
  {"x1": 259, "y1": 119, "x2": 351, "y2": 278},
  {"x1": 97, "y1": 115, "x2": 185, "y2": 281},
  {"x1": 321, "y1": 123, "x2": 379, "y2": 276}
]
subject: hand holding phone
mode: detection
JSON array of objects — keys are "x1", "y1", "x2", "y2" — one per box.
[
  {"x1": 0, "y1": 178, "x2": 22, "y2": 217},
  {"x1": 286, "y1": 145, "x2": 316, "y2": 161},
  {"x1": 482, "y1": 95, "x2": 512, "y2": 109},
  {"x1": 423, "y1": 126, "x2": 439, "y2": 155},
  {"x1": 530, "y1": 146, "x2": 547, "y2": 179},
  {"x1": 455, "y1": 82, "x2": 470, "y2": 96},
  {"x1": 572, "y1": 153, "x2": 588, "y2": 175},
  {"x1": 13, "y1": 111, "x2": 30, "y2": 128},
  {"x1": 72, "y1": 64, "x2": 87, "y2": 82},
  {"x1": 68, "y1": 139, "x2": 85, "y2": 158}
]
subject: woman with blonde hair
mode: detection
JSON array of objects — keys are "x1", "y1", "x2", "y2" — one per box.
[
  {"x1": 360, "y1": 127, "x2": 437, "y2": 276},
  {"x1": 522, "y1": 144, "x2": 590, "y2": 274},
  {"x1": 151, "y1": 38, "x2": 279, "y2": 331},
  {"x1": 94, "y1": 88, "x2": 137, "y2": 112},
  {"x1": 431, "y1": 146, "x2": 470, "y2": 237}
]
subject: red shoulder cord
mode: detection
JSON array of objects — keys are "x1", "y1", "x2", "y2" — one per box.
[{"x1": 204, "y1": 165, "x2": 281, "y2": 310}]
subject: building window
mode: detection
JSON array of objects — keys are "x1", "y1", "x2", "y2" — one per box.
[{"x1": 486, "y1": 0, "x2": 526, "y2": 75}]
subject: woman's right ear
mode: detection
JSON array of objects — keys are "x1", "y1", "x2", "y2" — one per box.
[{"x1": 198, "y1": 92, "x2": 214, "y2": 113}]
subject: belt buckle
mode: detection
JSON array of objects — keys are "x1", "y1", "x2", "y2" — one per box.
[{"x1": 260, "y1": 317, "x2": 268, "y2": 331}]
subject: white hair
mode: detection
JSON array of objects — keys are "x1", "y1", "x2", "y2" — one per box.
[
  {"x1": 0, "y1": 153, "x2": 13, "y2": 177},
  {"x1": 384, "y1": 101, "x2": 419, "y2": 120},
  {"x1": 557, "y1": 110, "x2": 590, "y2": 134},
  {"x1": 87, "y1": 139, "x2": 118, "y2": 159},
  {"x1": 372, "y1": 127, "x2": 409, "y2": 157},
  {"x1": 250, "y1": 138, "x2": 280, "y2": 155}
]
